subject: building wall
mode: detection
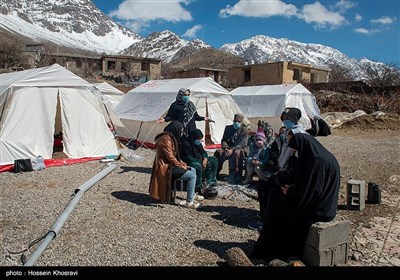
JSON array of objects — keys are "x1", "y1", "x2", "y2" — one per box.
[
  {"x1": 172, "y1": 68, "x2": 227, "y2": 85},
  {"x1": 227, "y1": 61, "x2": 329, "y2": 87}
]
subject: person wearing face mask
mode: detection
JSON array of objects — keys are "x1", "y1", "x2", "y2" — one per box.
[
  {"x1": 180, "y1": 129, "x2": 218, "y2": 192},
  {"x1": 242, "y1": 131, "x2": 271, "y2": 185},
  {"x1": 214, "y1": 113, "x2": 248, "y2": 184},
  {"x1": 269, "y1": 126, "x2": 287, "y2": 172},
  {"x1": 157, "y1": 88, "x2": 210, "y2": 139},
  {"x1": 251, "y1": 132, "x2": 340, "y2": 262}
]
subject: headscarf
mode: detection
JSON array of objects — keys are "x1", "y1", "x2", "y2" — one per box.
[
  {"x1": 163, "y1": 120, "x2": 183, "y2": 145},
  {"x1": 176, "y1": 88, "x2": 197, "y2": 137}
]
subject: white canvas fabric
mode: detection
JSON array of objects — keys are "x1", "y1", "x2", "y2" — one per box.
[
  {"x1": 0, "y1": 64, "x2": 118, "y2": 165},
  {"x1": 92, "y1": 82, "x2": 124, "y2": 109},
  {"x1": 114, "y1": 77, "x2": 248, "y2": 145},
  {"x1": 231, "y1": 83, "x2": 321, "y2": 132}
]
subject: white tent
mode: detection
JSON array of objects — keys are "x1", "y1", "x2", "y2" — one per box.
[
  {"x1": 231, "y1": 83, "x2": 321, "y2": 132},
  {"x1": 92, "y1": 82, "x2": 124, "y2": 109},
  {"x1": 114, "y1": 77, "x2": 247, "y2": 146},
  {"x1": 0, "y1": 64, "x2": 119, "y2": 165}
]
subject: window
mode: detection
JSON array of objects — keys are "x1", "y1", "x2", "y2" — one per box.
[
  {"x1": 244, "y1": 69, "x2": 251, "y2": 82},
  {"x1": 107, "y1": 61, "x2": 116, "y2": 70},
  {"x1": 121, "y1": 62, "x2": 127, "y2": 72},
  {"x1": 141, "y1": 61, "x2": 149, "y2": 71},
  {"x1": 293, "y1": 68, "x2": 301, "y2": 81}
]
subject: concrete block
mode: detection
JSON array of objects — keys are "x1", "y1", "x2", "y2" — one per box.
[
  {"x1": 305, "y1": 219, "x2": 350, "y2": 251},
  {"x1": 303, "y1": 243, "x2": 348, "y2": 266},
  {"x1": 346, "y1": 179, "x2": 366, "y2": 210}
]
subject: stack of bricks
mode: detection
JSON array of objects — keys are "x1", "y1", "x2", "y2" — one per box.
[{"x1": 302, "y1": 218, "x2": 350, "y2": 266}]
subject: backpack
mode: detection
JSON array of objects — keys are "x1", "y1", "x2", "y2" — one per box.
[{"x1": 307, "y1": 116, "x2": 331, "y2": 136}]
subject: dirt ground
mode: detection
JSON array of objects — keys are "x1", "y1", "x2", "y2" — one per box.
[{"x1": 317, "y1": 115, "x2": 400, "y2": 266}]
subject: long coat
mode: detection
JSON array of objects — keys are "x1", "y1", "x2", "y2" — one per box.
[{"x1": 149, "y1": 132, "x2": 187, "y2": 202}]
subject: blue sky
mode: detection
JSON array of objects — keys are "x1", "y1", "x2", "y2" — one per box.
[{"x1": 92, "y1": 0, "x2": 399, "y2": 63}]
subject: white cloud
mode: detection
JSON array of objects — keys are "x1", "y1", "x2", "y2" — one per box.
[
  {"x1": 355, "y1": 13, "x2": 362, "y2": 22},
  {"x1": 182, "y1": 24, "x2": 203, "y2": 39},
  {"x1": 299, "y1": 2, "x2": 347, "y2": 29},
  {"x1": 371, "y1": 16, "x2": 397, "y2": 25},
  {"x1": 219, "y1": 0, "x2": 297, "y2": 18},
  {"x1": 109, "y1": 0, "x2": 192, "y2": 29},
  {"x1": 332, "y1": 0, "x2": 356, "y2": 13},
  {"x1": 354, "y1": 28, "x2": 379, "y2": 35}
]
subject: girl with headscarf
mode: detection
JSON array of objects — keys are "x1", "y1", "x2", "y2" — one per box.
[
  {"x1": 180, "y1": 129, "x2": 218, "y2": 191},
  {"x1": 251, "y1": 133, "x2": 340, "y2": 262},
  {"x1": 157, "y1": 88, "x2": 210, "y2": 138},
  {"x1": 149, "y1": 121, "x2": 202, "y2": 209}
]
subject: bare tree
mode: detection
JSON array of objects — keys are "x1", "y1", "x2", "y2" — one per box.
[
  {"x1": 0, "y1": 38, "x2": 25, "y2": 69},
  {"x1": 328, "y1": 63, "x2": 352, "y2": 82},
  {"x1": 362, "y1": 61, "x2": 400, "y2": 87}
]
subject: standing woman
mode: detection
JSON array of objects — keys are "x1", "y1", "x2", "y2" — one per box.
[
  {"x1": 252, "y1": 132, "x2": 340, "y2": 262},
  {"x1": 157, "y1": 88, "x2": 210, "y2": 138}
]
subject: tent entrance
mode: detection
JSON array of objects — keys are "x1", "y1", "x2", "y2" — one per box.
[{"x1": 52, "y1": 93, "x2": 67, "y2": 158}]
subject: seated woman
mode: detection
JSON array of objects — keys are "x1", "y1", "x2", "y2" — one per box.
[
  {"x1": 149, "y1": 121, "x2": 202, "y2": 209},
  {"x1": 180, "y1": 129, "x2": 218, "y2": 191},
  {"x1": 251, "y1": 132, "x2": 340, "y2": 262}
]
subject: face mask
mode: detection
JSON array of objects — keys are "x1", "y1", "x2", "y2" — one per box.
[
  {"x1": 279, "y1": 134, "x2": 286, "y2": 141},
  {"x1": 283, "y1": 119, "x2": 295, "y2": 129},
  {"x1": 233, "y1": 122, "x2": 241, "y2": 129},
  {"x1": 182, "y1": 96, "x2": 190, "y2": 102},
  {"x1": 194, "y1": 139, "x2": 202, "y2": 146}
]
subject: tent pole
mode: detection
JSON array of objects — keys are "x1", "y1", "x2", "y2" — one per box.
[{"x1": 23, "y1": 163, "x2": 117, "y2": 266}]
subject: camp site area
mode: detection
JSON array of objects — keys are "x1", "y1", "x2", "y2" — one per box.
[{"x1": 1, "y1": 125, "x2": 399, "y2": 267}]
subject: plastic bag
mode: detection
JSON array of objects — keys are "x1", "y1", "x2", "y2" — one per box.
[
  {"x1": 119, "y1": 148, "x2": 144, "y2": 161},
  {"x1": 31, "y1": 156, "x2": 46, "y2": 171}
]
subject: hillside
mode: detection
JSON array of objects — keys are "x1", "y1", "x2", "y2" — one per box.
[{"x1": 165, "y1": 48, "x2": 245, "y2": 71}]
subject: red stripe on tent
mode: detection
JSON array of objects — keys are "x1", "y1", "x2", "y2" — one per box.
[{"x1": 0, "y1": 157, "x2": 103, "y2": 173}]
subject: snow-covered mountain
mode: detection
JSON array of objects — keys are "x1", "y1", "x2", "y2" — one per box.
[
  {"x1": 1, "y1": 0, "x2": 390, "y2": 80},
  {"x1": 122, "y1": 30, "x2": 211, "y2": 62},
  {"x1": 0, "y1": 0, "x2": 141, "y2": 54}
]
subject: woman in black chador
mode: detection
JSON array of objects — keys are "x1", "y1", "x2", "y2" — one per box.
[{"x1": 252, "y1": 133, "x2": 340, "y2": 262}]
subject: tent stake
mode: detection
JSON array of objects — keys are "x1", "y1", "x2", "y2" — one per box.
[{"x1": 23, "y1": 163, "x2": 117, "y2": 266}]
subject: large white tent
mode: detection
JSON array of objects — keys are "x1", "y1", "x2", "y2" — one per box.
[
  {"x1": 114, "y1": 77, "x2": 247, "y2": 147},
  {"x1": 231, "y1": 83, "x2": 321, "y2": 132},
  {"x1": 0, "y1": 64, "x2": 119, "y2": 165}
]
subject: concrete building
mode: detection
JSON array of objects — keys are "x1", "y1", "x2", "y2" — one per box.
[
  {"x1": 227, "y1": 61, "x2": 330, "y2": 87},
  {"x1": 169, "y1": 67, "x2": 227, "y2": 85}
]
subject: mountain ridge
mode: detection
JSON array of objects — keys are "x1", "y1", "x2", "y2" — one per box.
[{"x1": 0, "y1": 0, "x2": 391, "y2": 80}]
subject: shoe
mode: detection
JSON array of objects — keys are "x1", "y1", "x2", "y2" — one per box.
[
  {"x1": 185, "y1": 201, "x2": 202, "y2": 209},
  {"x1": 242, "y1": 178, "x2": 252, "y2": 185},
  {"x1": 256, "y1": 212, "x2": 262, "y2": 219},
  {"x1": 194, "y1": 194, "x2": 204, "y2": 201},
  {"x1": 178, "y1": 200, "x2": 187, "y2": 206},
  {"x1": 210, "y1": 181, "x2": 218, "y2": 187},
  {"x1": 248, "y1": 221, "x2": 263, "y2": 231}
]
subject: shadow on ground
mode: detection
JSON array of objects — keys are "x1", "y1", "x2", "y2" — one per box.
[
  {"x1": 198, "y1": 205, "x2": 259, "y2": 229},
  {"x1": 111, "y1": 191, "x2": 160, "y2": 208},
  {"x1": 117, "y1": 166, "x2": 152, "y2": 174}
]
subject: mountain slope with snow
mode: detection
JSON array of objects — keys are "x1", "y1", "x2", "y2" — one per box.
[{"x1": 0, "y1": 0, "x2": 140, "y2": 54}]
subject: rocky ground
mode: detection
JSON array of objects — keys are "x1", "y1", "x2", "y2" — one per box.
[{"x1": 0, "y1": 114, "x2": 399, "y2": 269}]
